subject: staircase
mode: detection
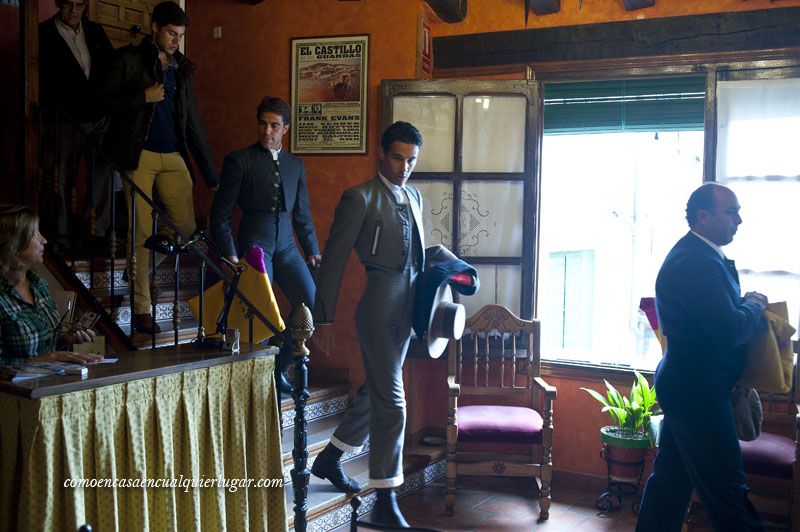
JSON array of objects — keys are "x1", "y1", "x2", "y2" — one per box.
[
  {"x1": 278, "y1": 382, "x2": 446, "y2": 531},
  {"x1": 59, "y1": 241, "x2": 446, "y2": 531},
  {"x1": 60, "y1": 242, "x2": 209, "y2": 349}
]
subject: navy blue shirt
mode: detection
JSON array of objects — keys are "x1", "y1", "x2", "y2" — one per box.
[{"x1": 144, "y1": 55, "x2": 178, "y2": 153}]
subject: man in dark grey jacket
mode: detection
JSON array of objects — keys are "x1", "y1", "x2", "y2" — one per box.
[
  {"x1": 210, "y1": 97, "x2": 321, "y2": 394},
  {"x1": 39, "y1": 0, "x2": 114, "y2": 250},
  {"x1": 312, "y1": 122, "x2": 425, "y2": 529},
  {"x1": 100, "y1": 1, "x2": 218, "y2": 334}
]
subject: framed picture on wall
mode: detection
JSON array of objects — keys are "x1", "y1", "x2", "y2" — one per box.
[{"x1": 290, "y1": 34, "x2": 369, "y2": 154}]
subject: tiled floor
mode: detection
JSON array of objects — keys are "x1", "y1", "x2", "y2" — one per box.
[
  {"x1": 340, "y1": 475, "x2": 786, "y2": 531},
  {"x1": 358, "y1": 476, "x2": 642, "y2": 531}
]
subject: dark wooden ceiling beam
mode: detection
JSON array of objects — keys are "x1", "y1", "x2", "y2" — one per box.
[
  {"x1": 425, "y1": 0, "x2": 467, "y2": 23},
  {"x1": 433, "y1": 7, "x2": 800, "y2": 69}
]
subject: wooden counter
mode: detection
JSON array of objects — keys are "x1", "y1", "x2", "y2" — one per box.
[
  {"x1": 0, "y1": 344, "x2": 286, "y2": 531},
  {"x1": 0, "y1": 343, "x2": 278, "y2": 398}
]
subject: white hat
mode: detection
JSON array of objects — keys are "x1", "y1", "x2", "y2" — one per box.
[{"x1": 427, "y1": 284, "x2": 466, "y2": 358}]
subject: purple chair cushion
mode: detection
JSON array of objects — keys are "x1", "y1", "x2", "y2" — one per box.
[
  {"x1": 457, "y1": 405, "x2": 543, "y2": 444},
  {"x1": 740, "y1": 432, "x2": 795, "y2": 480}
]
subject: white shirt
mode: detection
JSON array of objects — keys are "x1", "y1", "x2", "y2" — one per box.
[
  {"x1": 269, "y1": 147, "x2": 280, "y2": 161},
  {"x1": 691, "y1": 230, "x2": 726, "y2": 260},
  {"x1": 55, "y1": 17, "x2": 91, "y2": 79},
  {"x1": 378, "y1": 172, "x2": 408, "y2": 205}
]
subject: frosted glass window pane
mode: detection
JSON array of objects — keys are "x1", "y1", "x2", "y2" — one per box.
[
  {"x1": 462, "y1": 96, "x2": 526, "y2": 173},
  {"x1": 393, "y1": 96, "x2": 455, "y2": 172},
  {"x1": 459, "y1": 181, "x2": 523, "y2": 257},
  {"x1": 463, "y1": 265, "x2": 521, "y2": 318},
  {"x1": 414, "y1": 181, "x2": 453, "y2": 248}
]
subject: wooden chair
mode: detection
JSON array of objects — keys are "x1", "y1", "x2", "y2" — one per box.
[
  {"x1": 737, "y1": 337, "x2": 800, "y2": 530},
  {"x1": 445, "y1": 304, "x2": 557, "y2": 521}
]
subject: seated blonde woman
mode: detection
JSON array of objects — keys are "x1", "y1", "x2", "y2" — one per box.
[{"x1": 0, "y1": 204, "x2": 102, "y2": 365}]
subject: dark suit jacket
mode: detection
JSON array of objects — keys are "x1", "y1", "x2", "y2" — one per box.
[
  {"x1": 39, "y1": 15, "x2": 113, "y2": 123},
  {"x1": 210, "y1": 143, "x2": 319, "y2": 260},
  {"x1": 655, "y1": 231, "x2": 766, "y2": 388}
]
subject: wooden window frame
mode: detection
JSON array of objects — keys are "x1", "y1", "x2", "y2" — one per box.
[{"x1": 528, "y1": 50, "x2": 800, "y2": 378}]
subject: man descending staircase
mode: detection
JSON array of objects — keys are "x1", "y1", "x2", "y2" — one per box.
[{"x1": 279, "y1": 377, "x2": 446, "y2": 531}]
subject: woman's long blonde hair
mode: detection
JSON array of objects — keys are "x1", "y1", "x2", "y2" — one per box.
[{"x1": 0, "y1": 205, "x2": 40, "y2": 278}]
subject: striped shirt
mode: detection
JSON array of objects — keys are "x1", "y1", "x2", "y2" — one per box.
[{"x1": 0, "y1": 270, "x2": 61, "y2": 364}]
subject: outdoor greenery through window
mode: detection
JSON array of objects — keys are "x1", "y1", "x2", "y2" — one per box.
[{"x1": 538, "y1": 77, "x2": 705, "y2": 370}]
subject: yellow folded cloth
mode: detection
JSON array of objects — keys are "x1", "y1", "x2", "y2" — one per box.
[
  {"x1": 187, "y1": 246, "x2": 285, "y2": 343},
  {"x1": 738, "y1": 301, "x2": 796, "y2": 394}
]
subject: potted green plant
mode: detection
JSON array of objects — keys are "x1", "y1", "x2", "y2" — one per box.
[
  {"x1": 582, "y1": 370, "x2": 659, "y2": 446},
  {"x1": 582, "y1": 371, "x2": 660, "y2": 504}
]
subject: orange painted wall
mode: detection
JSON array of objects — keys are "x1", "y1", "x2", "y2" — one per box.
[
  {"x1": 183, "y1": 0, "x2": 794, "y2": 481},
  {"x1": 431, "y1": 0, "x2": 800, "y2": 37},
  {"x1": 185, "y1": 0, "x2": 429, "y2": 386},
  {"x1": 4, "y1": 0, "x2": 791, "y2": 483}
]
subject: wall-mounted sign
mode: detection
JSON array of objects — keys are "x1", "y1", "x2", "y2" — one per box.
[{"x1": 290, "y1": 34, "x2": 369, "y2": 154}]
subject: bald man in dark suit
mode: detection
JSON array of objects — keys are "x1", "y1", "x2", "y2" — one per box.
[{"x1": 636, "y1": 183, "x2": 768, "y2": 531}]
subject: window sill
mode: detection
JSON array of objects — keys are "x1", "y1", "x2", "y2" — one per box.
[{"x1": 541, "y1": 359, "x2": 654, "y2": 386}]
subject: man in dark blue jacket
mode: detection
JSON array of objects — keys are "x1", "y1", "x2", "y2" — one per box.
[
  {"x1": 100, "y1": 1, "x2": 218, "y2": 334},
  {"x1": 636, "y1": 183, "x2": 768, "y2": 531},
  {"x1": 210, "y1": 97, "x2": 321, "y2": 394}
]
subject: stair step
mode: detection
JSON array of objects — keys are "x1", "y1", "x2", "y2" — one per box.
[
  {"x1": 287, "y1": 452, "x2": 371, "y2": 529},
  {"x1": 282, "y1": 412, "x2": 345, "y2": 462},
  {"x1": 277, "y1": 378, "x2": 447, "y2": 530},
  {"x1": 280, "y1": 380, "x2": 352, "y2": 431},
  {"x1": 280, "y1": 413, "x2": 372, "y2": 486},
  {"x1": 111, "y1": 301, "x2": 197, "y2": 329},
  {"x1": 286, "y1": 449, "x2": 447, "y2": 531}
]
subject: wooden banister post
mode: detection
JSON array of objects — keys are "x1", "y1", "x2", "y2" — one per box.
[{"x1": 290, "y1": 303, "x2": 313, "y2": 532}]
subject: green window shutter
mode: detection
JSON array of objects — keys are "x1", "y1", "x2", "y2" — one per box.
[{"x1": 544, "y1": 77, "x2": 706, "y2": 134}]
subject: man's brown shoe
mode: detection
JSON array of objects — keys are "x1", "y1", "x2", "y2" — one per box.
[{"x1": 132, "y1": 313, "x2": 161, "y2": 334}]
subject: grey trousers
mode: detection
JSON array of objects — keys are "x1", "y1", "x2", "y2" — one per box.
[{"x1": 330, "y1": 265, "x2": 418, "y2": 488}]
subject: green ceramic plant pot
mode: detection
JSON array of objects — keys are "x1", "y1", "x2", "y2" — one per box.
[
  {"x1": 600, "y1": 426, "x2": 652, "y2": 449},
  {"x1": 600, "y1": 426, "x2": 653, "y2": 484}
]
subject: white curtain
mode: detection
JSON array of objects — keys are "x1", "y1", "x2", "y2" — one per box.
[{"x1": 716, "y1": 78, "x2": 800, "y2": 332}]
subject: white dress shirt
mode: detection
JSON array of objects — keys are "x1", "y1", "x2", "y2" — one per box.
[
  {"x1": 378, "y1": 172, "x2": 409, "y2": 205},
  {"x1": 690, "y1": 230, "x2": 726, "y2": 260},
  {"x1": 54, "y1": 16, "x2": 91, "y2": 79}
]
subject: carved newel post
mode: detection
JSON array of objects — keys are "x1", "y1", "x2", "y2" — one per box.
[{"x1": 289, "y1": 303, "x2": 313, "y2": 532}]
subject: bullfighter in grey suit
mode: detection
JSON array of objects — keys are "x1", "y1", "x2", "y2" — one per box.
[
  {"x1": 210, "y1": 97, "x2": 321, "y2": 394},
  {"x1": 312, "y1": 122, "x2": 425, "y2": 528}
]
